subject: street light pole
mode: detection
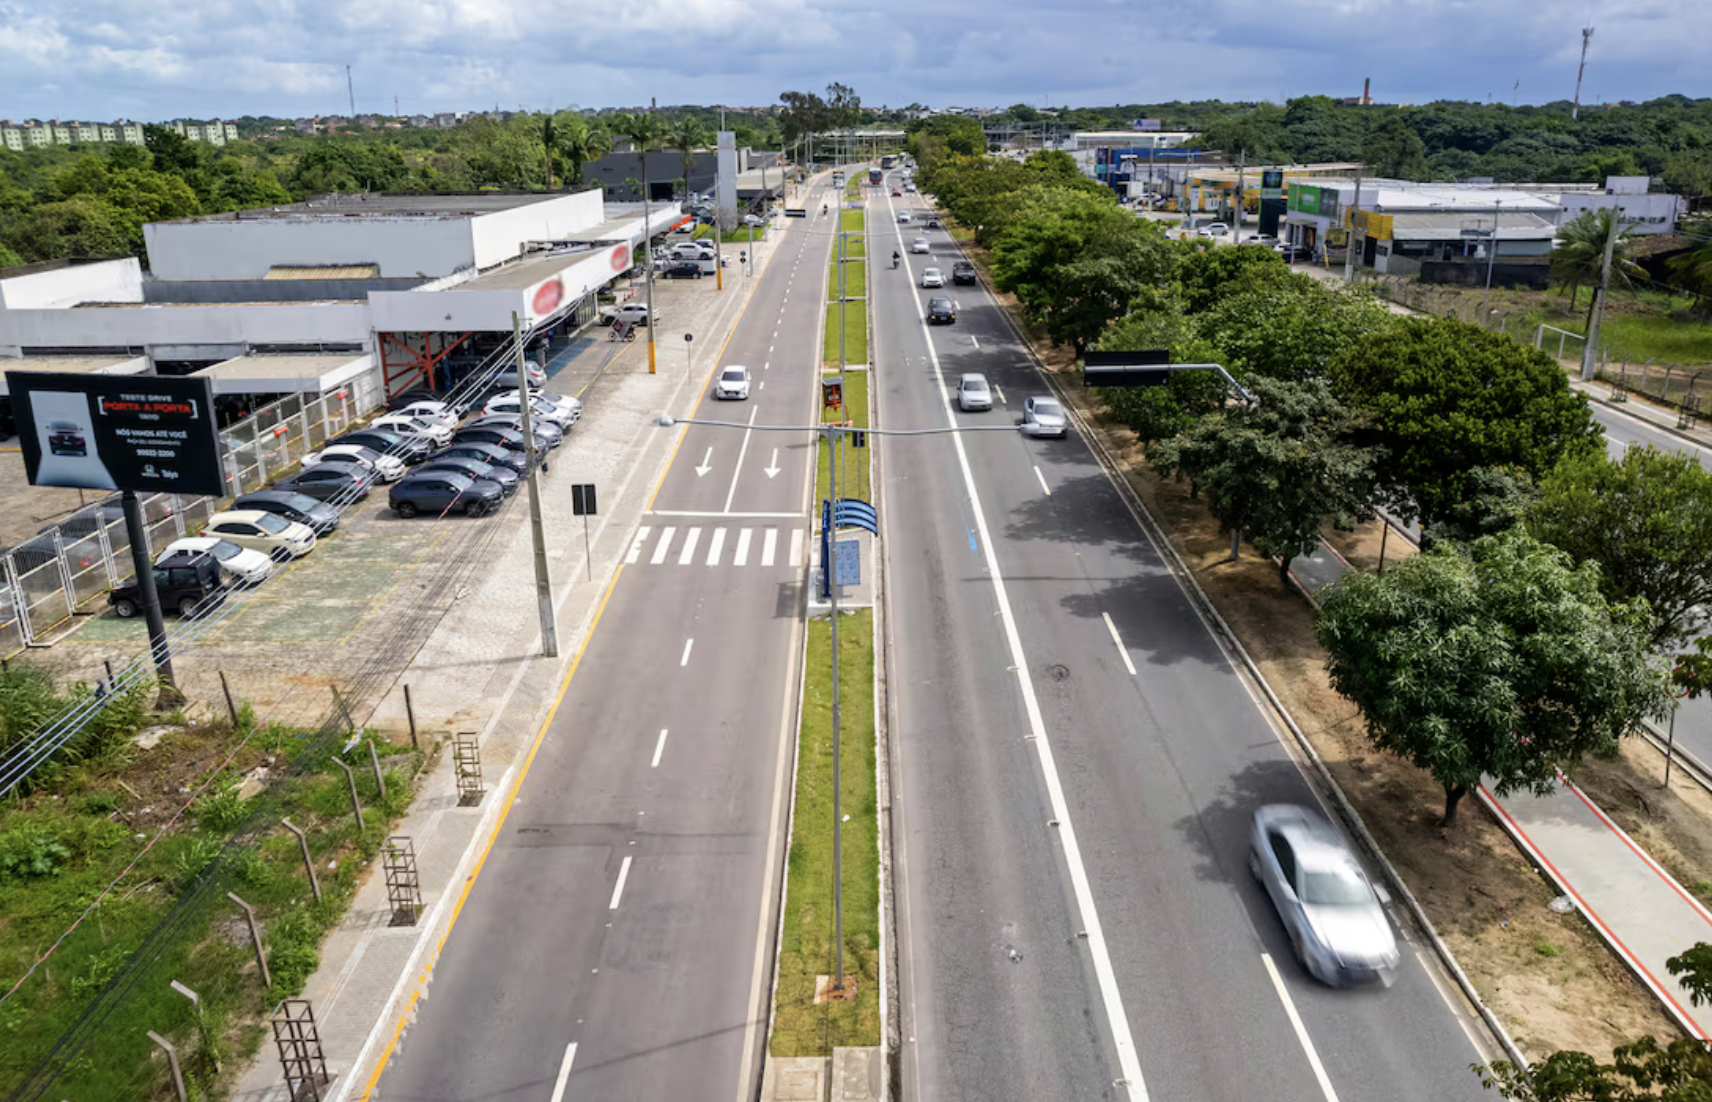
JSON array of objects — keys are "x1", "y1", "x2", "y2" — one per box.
[
  {"x1": 1484, "y1": 200, "x2": 1502, "y2": 291},
  {"x1": 513, "y1": 312, "x2": 557, "y2": 658}
]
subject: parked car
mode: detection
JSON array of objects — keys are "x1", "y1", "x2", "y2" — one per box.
[
  {"x1": 467, "y1": 413, "x2": 563, "y2": 449},
  {"x1": 109, "y1": 551, "x2": 225, "y2": 619},
  {"x1": 743, "y1": 213, "x2": 766, "y2": 227},
  {"x1": 1197, "y1": 221, "x2": 1230, "y2": 238},
  {"x1": 927, "y1": 296, "x2": 956, "y2": 325},
  {"x1": 490, "y1": 359, "x2": 547, "y2": 392},
  {"x1": 1021, "y1": 396, "x2": 1067, "y2": 438},
  {"x1": 957, "y1": 373, "x2": 993, "y2": 412},
  {"x1": 482, "y1": 394, "x2": 576, "y2": 428},
  {"x1": 233, "y1": 490, "x2": 340, "y2": 534},
  {"x1": 714, "y1": 365, "x2": 752, "y2": 401},
  {"x1": 1249, "y1": 804, "x2": 1400, "y2": 987},
  {"x1": 610, "y1": 303, "x2": 652, "y2": 327},
  {"x1": 301, "y1": 443, "x2": 407, "y2": 482},
  {"x1": 201, "y1": 510, "x2": 317, "y2": 560},
  {"x1": 391, "y1": 399, "x2": 461, "y2": 428},
  {"x1": 386, "y1": 387, "x2": 453, "y2": 412},
  {"x1": 496, "y1": 388, "x2": 582, "y2": 423},
  {"x1": 452, "y1": 425, "x2": 536, "y2": 464},
  {"x1": 157, "y1": 536, "x2": 275, "y2": 586},
  {"x1": 370, "y1": 413, "x2": 454, "y2": 447},
  {"x1": 920, "y1": 267, "x2": 945, "y2": 288},
  {"x1": 662, "y1": 261, "x2": 705, "y2": 280},
  {"x1": 329, "y1": 429, "x2": 434, "y2": 465},
  {"x1": 415, "y1": 456, "x2": 521, "y2": 496},
  {"x1": 390, "y1": 471, "x2": 505, "y2": 518},
  {"x1": 952, "y1": 260, "x2": 978, "y2": 285},
  {"x1": 437, "y1": 440, "x2": 529, "y2": 474},
  {"x1": 910, "y1": 236, "x2": 931, "y2": 254},
  {"x1": 273, "y1": 466, "x2": 375, "y2": 503},
  {"x1": 1275, "y1": 241, "x2": 1304, "y2": 261}
]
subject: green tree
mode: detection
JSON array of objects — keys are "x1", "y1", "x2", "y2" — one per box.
[
  {"x1": 142, "y1": 124, "x2": 200, "y2": 175},
  {"x1": 555, "y1": 116, "x2": 612, "y2": 189},
  {"x1": 1427, "y1": 465, "x2": 1537, "y2": 547},
  {"x1": 1528, "y1": 444, "x2": 1712, "y2": 650},
  {"x1": 1666, "y1": 214, "x2": 1712, "y2": 310},
  {"x1": 609, "y1": 112, "x2": 670, "y2": 203},
  {"x1": 824, "y1": 82, "x2": 862, "y2": 131},
  {"x1": 1172, "y1": 243, "x2": 1295, "y2": 314},
  {"x1": 1329, "y1": 316, "x2": 1600, "y2": 529},
  {"x1": 1196, "y1": 278, "x2": 1395, "y2": 384},
  {"x1": 777, "y1": 90, "x2": 829, "y2": 147},
  {"x1": 666, "y1": 115, "x2": 713, "y2": 198},
  {"x1": 2, "y1": 197, "x2": 129, "y2": 261},
  {"x1": 1316, "y1": 529, "x2": 1668, "y2": 827},
  {"x1": 0, "y1": 243, "x2": 22, "y2": 268},
  {"x1": 1551, "y1": 207, "x2": 1644, "y2": 321},
  {"x1": 1362, "y1": 116, "x2": 1429, "y2": 179},
  {"x1": 1480, "y1": 1035, "x2": 1712, "y2": 1100},
  {"x1": 1151, "y1": 377, "x2": 1380, "y2": 583},
  {"x1": 1092, "y1": 300, "x2": 1228, "y2": 443}
]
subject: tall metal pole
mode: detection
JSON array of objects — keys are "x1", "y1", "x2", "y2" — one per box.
[
  {"x1": 1235, "y1": 149, "x2": 1245, "y2": 242},
  {"x1": 1581, "y1": 204, "x2": 1622, "y2": 382},
  {"x1": 1484, "y1": 200, "x2": 1502, "y2": 291},
  {"x1": 1572, "y1": 27, "x2": 1594, "y2": 121},
  {"x1": 641, "y1": 131, "x2": 658, "y2": 374},
  {"x1": 1343, "y1": 162, "x2": 1365, "y2": 282},
  {"x1": 829, "y1": 221, "x2": 848, "y2": 992},
  {"x1": 513, "y1": 312, "x2": 558, "y2": 657},
  {"x1": 121, "y1": 489, "x2": 177, "y2": 697}
]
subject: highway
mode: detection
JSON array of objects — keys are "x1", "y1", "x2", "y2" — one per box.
[
  {"x1": 372, "y1": 193, "x2": 839, "y2": 1101},
  {"x1": 871, "y1": 175, "x2": 1494, "y2": 1102}
]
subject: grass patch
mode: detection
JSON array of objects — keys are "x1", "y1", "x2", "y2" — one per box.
[
  {"x1": 694, "y1": 224, "x2": 768, "y2": 244},
  {"x1": 0, "y1": 687, "x2": 422, "y2": 1101},
  {"x1": 769, "y1": 609, "x2": 880, "y2": 1056},
  {"x1": 832, "y1": 256, "x2": 866, "y2": 301},
  {"x1": 823, "y1": 299, "x2": 869, "y2": 367},
  {"x1": 839, "y1": 208, "x2": 865, "y2": 234}
]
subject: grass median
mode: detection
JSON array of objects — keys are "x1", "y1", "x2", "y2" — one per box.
[
  {"x1": 824, "y1": 206, "x2": 870, "y2": 367},
  {"x1": 769, "y1": 608, "x2": 880, "y2": 1056}
]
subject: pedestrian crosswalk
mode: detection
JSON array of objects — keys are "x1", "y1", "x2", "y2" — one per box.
[{"x1": 626, "y1": 525, "x2": 805, "y2": 570}]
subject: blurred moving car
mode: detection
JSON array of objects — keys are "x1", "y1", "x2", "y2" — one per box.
[
  {"x1": 910, "y1": 236, "x2": 931, "y2": 254},
  {"x1": 1249, "y1": 804, "x2": 1400, "y2": 987},
  {"x1": 927, "y1": 297, "x2": 956, "y2": 325},
  {"x1": 952, "y1": 260, "x2": 978, "y2": 285}
]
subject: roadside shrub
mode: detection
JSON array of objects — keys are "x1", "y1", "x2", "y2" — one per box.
[
  {"x1": 83, "y1": 790, "x2": 120, "y2": 816},
  {"x1": 194, "y1": 781, "x2": 248, "y2": 833},
  {"x1": 0, "y1": 828, "x2": 72, "y2": 880}
]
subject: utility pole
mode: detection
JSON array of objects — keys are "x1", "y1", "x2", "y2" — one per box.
[
  {"x1": 1581, "y1": 205, "x2": 1623, "y2": 381},
  {"x1": 1235, "y1": 150, "x2": 1245, "y2": 243},
  {"x1": 121, "y1": 489, "x2": 178, "y2": 701},
  {"x1": 1572, "y1": 27, "x2": 1594, "y2": 120},
  {"x1": 513, "y1": 313, "x2": 558, "y2": 657},
  {"x1": 1342, "y1": 162, "x2": 1365, "y2": 283},
  {"x1": 1484, "y1": 200, "x2": 1502, "y2": 290},
  {"x1": 641, "y1": 119, "x2": 658, "y2": 374},
  {"x1": 829, "y1": 222, "x2": 849, "y2": 994},
  {"x1": 346, "y1": 65, "x2": 356, "y2": 120}
]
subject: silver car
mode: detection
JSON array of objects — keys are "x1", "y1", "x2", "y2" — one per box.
[
  {"x1": 1020, "y1": 396, "x2": 1067, "y2": 438},
  {"x1": 1248, "y1": 804, "x2": 1400, "y2": 987},
  {"x1": 957, "y1": 373, "x2": 993, "y2": 411}
]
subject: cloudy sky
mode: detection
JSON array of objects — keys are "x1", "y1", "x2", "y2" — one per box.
[{"x1": 1, "y1": 0, "x2": 1707, "y2": 123}]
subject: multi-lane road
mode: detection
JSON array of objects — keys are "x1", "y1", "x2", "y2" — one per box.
[{"x1": 872, "y1": 176, "x2": 1493, "y2": 1102}]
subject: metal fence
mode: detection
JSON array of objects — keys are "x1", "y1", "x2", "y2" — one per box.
[{"x1": 219, "y1": 388, "x2": 363, "y2": 499}]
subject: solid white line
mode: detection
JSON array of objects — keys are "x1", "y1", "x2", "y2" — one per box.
[
  {"x1": 723, "y1": 406, "x2": 760, "y2": 513},
  {"x1": 760, "y1": 381, "x2": 766, "y2": 391},
  {"x1": 733, "y1": 528, "x2": 753, "y2": 566},
  {"x1": 549, "y1": 1042, "x2": 578, "y2": 1102},
  {"x1": 1261, "y1": 953, "x2": 1342, "y2": 1102},
  {"x1": 680, "y1": 638, "x2": 693, "y2": 666},
  {"x1": 650, "y1": 526, "x2": 675, "y2": 565},
  {"x1": 789, "y1": 528, "x2": 804, "y2": 567},
  {"x1": 907, "y1": 242, "x2": 1152, "y2": 1101},
  {"x1": 609, "y1": 856, "x2": 633, "y2": 910},
  {"x1": 762, "y1": 528, "x2": 778, "y2": 566},
  {"x1": 651, "y1": 729, "x2": 669, "y2": 768},
  {"x1": 971, "y1": 334, "x2": 980, "y2": 350},
  {"x1": 994, "y1": 385, "x2": 1005, "y2": 405},
  {"x1": 1102, "y1": 612, "x2": 1138, "y2": 676},
  {"x1": 647, "y1": 510, "x2": 801, "y2": 518},
  {"x1": 677, "y1": 526, "x2": 702, "y2": 565},
  {"x1": 1034, "y1": 465, "x2": 1051, "y2": 496},
  {"x1": 626, "y1": 527, "x2": 650, "y2": 564},
  {"x1": 705, "y1": 527, "x2": 727, "y2": 566}
]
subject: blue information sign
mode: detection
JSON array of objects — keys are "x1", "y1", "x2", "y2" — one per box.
[{"x1": 833, "y1": 539, "x2": 861, "y2": 586}]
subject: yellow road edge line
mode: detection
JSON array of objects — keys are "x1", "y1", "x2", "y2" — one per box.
[{"x1": 356, "y1": 562, "x2": 627, "y2": 1101}]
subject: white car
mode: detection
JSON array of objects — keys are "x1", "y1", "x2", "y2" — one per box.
[
  {"x1": 157, "y1": 536, "x2": 275, "y2": 585},
  {"x1": 392, "y1": 400, "x2": 459, "y2": 429},
  {"x1": 493, "y1": 388, "x2": 582, "y2": 423},
  {"x1": 897, "y1": 211, "x2": 912, "y2": 224},
  {"x1": 743, "y1": 213, "x2": 766, "y2": 227},
  {"x1": 370, "y1": 413, "x2": 454, "y2": 446},
  {"x1": 1021, "y1": 396, "x2": 1068, "y2": 438},
  {"x1": 612, "y1": 303, "x2": 652, "y2": 327},
  {"x1": 920, "y1": 267, "x2": 945, "y2": 288},
  {"x1": 1197, "y1": 222, "x2": 1231, "y2": 238},
  {"x1": 483, "y1": 394, "x2": 576, "y2": 428},
  {"x1": 303, "y1": 444, "x2": 407, "y2": 482},
  {"x1": 910, "y1": 237, "x2": 930, "y2": 254},
  {"x1": 201, "y1": 510, "x2": 317, "y2": 560},
  {"x1": 714, "y1": 365, "x2": 752, "y2": 400}
]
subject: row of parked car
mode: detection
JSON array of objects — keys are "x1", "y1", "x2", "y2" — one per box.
[{"x1": 107, "y1": 371, "x2": 584, "y2": 619}]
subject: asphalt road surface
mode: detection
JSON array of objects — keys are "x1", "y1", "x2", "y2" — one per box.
[
  {"x1": 373, "y1": 195, "x2": 837, "y2": 1102},
  {"x1": 870, "y1": 173, "x2": 1493, "y2": 1102}
]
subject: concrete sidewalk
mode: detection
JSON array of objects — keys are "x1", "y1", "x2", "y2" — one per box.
[{"x1": 1287, "y1": 516, "x2": 1712, "y2": 1040}]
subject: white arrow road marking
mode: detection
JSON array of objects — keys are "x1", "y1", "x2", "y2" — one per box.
[
  {"x1": 695, "y1": 448, "x2": 713, "y2": 477},
  {"x1": 764, "y1": 448, "x2": 781, "y2": 479}
]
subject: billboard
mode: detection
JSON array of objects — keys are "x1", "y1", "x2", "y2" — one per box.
[{"x1": 8, "y1": 372, "x2": 224, "y2": 496}]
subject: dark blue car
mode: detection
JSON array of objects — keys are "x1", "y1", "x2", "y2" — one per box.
[{"x1": 389, "y1": 470, "x2": 503, "y2": 518}]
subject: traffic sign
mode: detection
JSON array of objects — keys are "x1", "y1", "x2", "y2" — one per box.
[{"x1": 834, "y1": 539, "x2": 861, "y2": 586}]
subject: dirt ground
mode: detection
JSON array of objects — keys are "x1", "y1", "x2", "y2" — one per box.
[
  {"x1": 0, "y1": 448, "x2": 117, "y2": 550},
  {"x1": 967, "y1": 249, "x2": 1684, "y2": 1062}
]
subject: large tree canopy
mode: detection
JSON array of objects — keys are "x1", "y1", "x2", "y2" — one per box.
[
  {"x1": 1316, "y1": 529, "x2": 1669, "y2": 827},
  {"x1": 1329, "y1": 317, "x2": 1601, "y2": 529}
]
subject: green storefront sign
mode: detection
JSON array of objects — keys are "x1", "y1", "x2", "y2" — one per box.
[{"x1": 1289, "y1": 184, "x2": 1340, "y2": 218}]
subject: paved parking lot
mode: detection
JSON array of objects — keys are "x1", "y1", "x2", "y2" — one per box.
[{"x1": 0, "y1": 448, "x2": 122, "y2": 552}]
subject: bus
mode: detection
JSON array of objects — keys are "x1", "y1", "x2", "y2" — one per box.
[
  {"x1": 880, "y1": 155, "x2": 897, "y2": 170},
  {"x1": 868, "y1": 166, "x2": 883, "y2": 186}
]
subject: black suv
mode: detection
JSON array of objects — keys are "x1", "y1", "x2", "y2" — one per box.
[
  {"x1": 662, "y1": 261, "x2": 705, "y2": 280},
  {"x1": 952, "y1": 261, "x2": 978, "y2": 286},
  {"x1": 109, "y1": 551, "x2": 225, "y2": 618},
  {"x1": 927, "y1": 297, "x2": 957, "y2": 325}
]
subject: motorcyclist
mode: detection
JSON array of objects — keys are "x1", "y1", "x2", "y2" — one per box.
[{"x1": 892, "y1": 250, "x2": 900, "y2": 268}]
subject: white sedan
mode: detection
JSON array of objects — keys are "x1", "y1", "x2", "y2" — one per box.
[
  {"x1": 157, "y1": 536, "x2": 275, "y2": 585},
  {"x1": 392, "y1": 400, "x2": 460, "y2": 429},
  {"x1": 714, "y1": 365, "x2": 752, "y2": 400},
  {"x1": 370, "y1": 413, "x2": 454, "y2": 447},
  {"x1": 920, "y1": 267, "x2": 945, "y2": 288},
  {"x1": 910, "y1": 237, "x2": 931, "y2": 254},
  {"x1": 484, "y1": 393, "x2": 576, "y2": 428},
  {"x1": 201, "y1": 510, "x2": 317, "y2": 560},
  {"x1": 303, "y1": 444, "x2": 407, "y2": 482}
]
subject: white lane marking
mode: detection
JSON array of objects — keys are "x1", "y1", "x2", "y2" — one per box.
[
  {"x1": 680, "y1": 638, "x2": 694, "y2": 666},
  {"x1": 762, "y1": 528, "x2": 778, "y2": 567},
  {"x1": 1261, "y1": 953, "x2": 1342, "y2": 1102},
  {"x1": 549, "y1": 1042, "x2": 578, "y2": 1102},
  {"x1": 705, "y1": 527, "x2": 727, "y2": 566},
  {"x1": 910, "y1": 260, "x2": 1152, "y2": 1101},
  {"x1": 648, "y1": 510, "x2": 801, "y2": 518},
  {"x1": 723, "y1": 406, "x2": 760, "y2": 513},
  {"x1": 1034, "y1": 465, "x2": 1051, "y2": 496},
  {"x1": 760, "y1": 381, "x2": 766, "y2": 391},
  {"x1": 734, "y1": 528, "x2": 753, "y2": 566},
  {"x1": 971, "y1": 335, "x2": 980, "y2": 350},
  {"x1": 1102, "y1": 612, "x2": 1138, "y2": 676},
  {"x1": 763, "y1": 361, "x2": 770, "y2": 371},
  {"x1": 609, "y1": 856, "x2": 634, "y2": 910},
  {"x1": 994, "y1": 385, "x2": 1005, "y2": 405},
  {"x1": 678, "y1": 527, "x2": 702, "y2": 565},
  {"x1": 789, "y1": 529, "x2": 804, "y2": 567},
  {"x1": 652, "y1": 729, "x2": 669, "y2": 768},
  {"x1": 650, "y1": 527, "x2": 675, "y2": 565},
  {"x1": 626, "y1": 527, "x2": 650, "y2": 564}
]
